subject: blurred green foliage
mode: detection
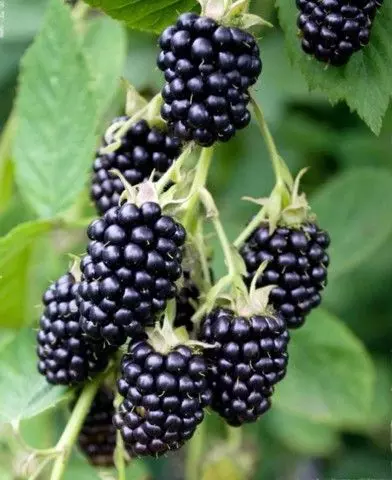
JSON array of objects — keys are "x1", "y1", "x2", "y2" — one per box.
[{"x1": 0, "y1": 0, "x2": 391, "y2": 479}]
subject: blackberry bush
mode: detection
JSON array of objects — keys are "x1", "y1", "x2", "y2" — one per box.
[
  {"x1": 76, "y1": 387, "x2": 128, "y2": 467},
  {"x1": 240, "y1": 223, "x2": 330, "y2": 329},
  {"x1": 114, "y1": 339, "x2": 212, "y2": 457},
  {"x1": 199, "y1": 307, "x2": 289, "y2": 426},
  {"x1": 296, "y1": 0, "x2": 384, "y2": 65},
  {"x1": 157, "y1": 12, "x2": 262, "y2": 146},
  {"x1": 37, "y1": 273, "x2": 113, "y2": 386},
  {"x1": 91, "y1": 117, "x2": 182, "y2": 215},
  {"x1": 78, "y1": 201, "x2": 186, "y2": 346}
]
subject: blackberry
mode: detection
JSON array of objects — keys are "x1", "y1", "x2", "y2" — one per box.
[
  {"x1": 157, "y1": 13, "x2": 262, "y2": 146},
  {"x1": 91, "y1": 117, "x2": 182, "y2": 215},
  {"x1": 174, "y1": 270, "x2": 200, "y2": 333},
  {"x1": 78, "y1": 202, "x2": 186, "y2": 346},
  {"x1": 199, "y1": 308, "x2": 289, "y2": 427},
  {"x1": 76, "y1": 387, "x2": 129, "y2": 467},
  {"x1": 37, "y1": 273, "x2": 113, "y2": 385},
  {"x1": 296, "y1": 0, "x2": 384, "y2": 66},
  {"x1": 240, "y1": 223, "x2": 330, "y2": 329},
  {"x1": 114, "y1": 340, "x2": 212, "y2": 457}
]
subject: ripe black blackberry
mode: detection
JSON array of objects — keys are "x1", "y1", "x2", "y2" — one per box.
[
  {"x1": 174, "y1": 271, "x2": 200, "y2": 333},
  {"x1": 296, "y1": 0, "x2": 384, "y2": 66},
  {"x1": 199, "y1": 308, "x2": 289, "y2": 427},
  {"x1": 78, "y1": 202, "x2": 186, "y2": 346},
  {"x1": 91, "y1": 117, "x2": 181, "y2": 215},
  {"x1": 157, "y1": 13, "x2": 262, "y2": 146},
  {"x1": 240, "y1": 223, "x2": 330, "y2": 329},
  {"x1": 37, "y1": 273, "x2": 113, "y2": 386},
  {"x1": 77, "y1": 387, "x2": 128, "y2": 467},
  {"x1": 114, "y1": 339, "x2": 212, "y2": 457}
]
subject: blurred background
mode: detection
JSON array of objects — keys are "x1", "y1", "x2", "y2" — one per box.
[{"x1": 0, "y1": 0, "x2": 391, "y2": 479}]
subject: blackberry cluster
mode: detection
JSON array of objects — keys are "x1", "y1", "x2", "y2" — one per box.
[
  {"x1": 77, "y1": 388, "x2": 127, "y2": 467},
  {"x1": 240, "y1": 223, "x2": 330, "y2": 329},
  {"x1": 114, "y1": 340, "x2": 212, "y2": 456},
  {"x1": 199, "y1": 308, "x2": 289, "y2": 427},
  {"x1": 78, "y1": 202, "x2": 186, "y2": 346},
  {"x1": 296, "y1": 0, "x2": 383, "y2": 66},
  {"x1": 157, "y1": 13, "x2": 262, "y2": 146},
  {"x1": 91, "y1": 118, "x2": 182, "y2": 215},
  {"x1": 37, "y1": 273, "x2": 113, "y2": 385}
]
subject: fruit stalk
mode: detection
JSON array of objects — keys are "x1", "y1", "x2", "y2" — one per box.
[{"x1": 50, "y1": 371, "x2": 107, "y2": 480}]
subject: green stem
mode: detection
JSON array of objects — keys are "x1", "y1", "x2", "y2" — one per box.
[
  {"x1": 195, "y1": 221, "x2": 212, "y2": 289},
  {"x1": 50, "y1": 374, "x2": 105, "y2": 480},
  {"x1": 156, "y1": 144, "x2": 194, "y2": 195},
  {"x1": 250, "y1": 94, "x2": 293, "y2": 190},
  {"x1": 226, "y1": 425, "x2": 242, "y2": 451},
  {"x1": 211, "y1": 214, "x2": 236, "y2": 277},
  {"x1": 233, "y1": 205, "x2": 266, "y2": 248},
  {"x1": 185, "y1": 419, "x2": 206, "y2": 480},
  {"x1": 182, "y1": 147, "x2": 214, "y2": 235}
]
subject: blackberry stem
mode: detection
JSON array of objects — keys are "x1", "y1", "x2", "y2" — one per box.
[
  {"x1": 50, "y1": 370, "x2": 108, "y2": 480},
  {"x1": 227, "y1": 425, "x2": 242, "y2": 451},
  {"x1": 250, "y1": 94, "x2": 293, "y2": 199},
  {"x1": 185, "y1": 417, "x2": 206, "y2": 480},
  {"x1": 182, "y1": 147, "x2": 214, "y2": 235},
  {"x1": 156, "y1": 144, "x2": 194, "y2": 195},
  {"x1": 233, "y1": 205, "x2": 266, "y2": 248}
]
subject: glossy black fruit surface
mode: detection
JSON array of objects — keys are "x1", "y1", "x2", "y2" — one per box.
[
  {"x1": 241, "y1": 223, "x2": 330, "y2": 328},
  {"x1": 157, "y1": 13, "x2": 262, "y2": 146},
  {"x1": 37, "y1": 273, "x2": 113, "y2": 385},
  {"x1": 78, "y1": 202, "x2": 186, "y2": 346},
  {"x1": 199, "y1": 308, "x2": 289, "y2": 426},
  {"x1": 91, "y1": 118, "x2": 181, "y2": 215},
  {"x1": 114, "y1": 340, "x2": 212, "y2": 456},
  {"x1": 296, "y1": 0, "x2": 384, "y2": 65}
]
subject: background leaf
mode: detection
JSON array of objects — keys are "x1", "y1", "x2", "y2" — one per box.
[
  {"x1": 265, "y1": 409, "x2": 340, "y2": 456},
  {"x1": 276, "y1": 0, "x2": 392, "y2": 133},
  {"x1": 312, "y1": 167, "x2": 392, "y2": 280},
  {"x1": 13, "y1": 0, "x2": 97, "y2": 218},
  {"x1": 0, "y1": 330, "x2": 69, "y2": 427},
  {"x1": 84, "y1": 0, "x2": 197, "y2": 33},
  {"x1": 275, "y1": 309, "x2": 375, "y2": 427},
  {"x1": 0, "y1": 220, "x2": 52, "y2": 328},
  {"x1": 82, "y1": 16, "x2": 127, "y2": 120}
]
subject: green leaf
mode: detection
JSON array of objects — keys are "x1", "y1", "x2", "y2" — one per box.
[
  {"x1": 0, "y1": 329, "x2": 69, "y2": 428},
  {"x1": 13, "y1": 0, "x2": 97, "y2": 219},
  {"x1": 275, "y1": 309, "x2": 375, "y2": 427},
  {"x1": 84, "y1": 0, "x2": 197, "y2": 33},
  {"x1": 311, "y1": 167, "x2": 392, "y2": 280},
  {"x1": 265, "y1": 409, "x2": 340, "y2": 456},
  {"x1": 0, "y1": 220, "x2": 52, "y2": 328},
  {"x1": 276, "y1": 0, "x2": 392, "y2": 134},
  {"x1": 0, "y1": 115, "x2": 15, "y2": 213},
  {"x1": 82, "y1": 16, "x2": 127, "y2": 119}
]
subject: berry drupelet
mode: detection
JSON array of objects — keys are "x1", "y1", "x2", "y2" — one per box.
[
  {"x1": 199, "y1": 308, "x2": 289, "y2": 427},
  {"x1": 37, "y1": 273, "x2": 113, "y2": 386},
  {"x1": 91, "y1": 117, "x2": 182, "y2": 215},
  {"x1": 296, "y1": 0, "x2": 384, "y2": 66},
  {"x1": 240, "y1": 223, "x2": 330, "y2": 329},
  {"x1": 77, "y1": 388, "x2": 128, "y2": 467},
  {"x1": 78, "y1": 202, "x2": 187, "y2": 346},
  {"x1": 157, "y1": 13, "x2": 262, "y2": 146},
  {"x1": 114, "y1": 340, "x2": 212, "y2": 457}
]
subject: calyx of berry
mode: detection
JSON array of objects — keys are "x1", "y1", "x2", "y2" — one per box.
[
  {"x1": 101, "y1": 92, "x2": 164, "y2": 155},
  {"x1": 197, "y1": 0, "x2": 272, "y2": 29},
  {"x1": 146, "y1": 302, "x2": 214, "y2": 354}
]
